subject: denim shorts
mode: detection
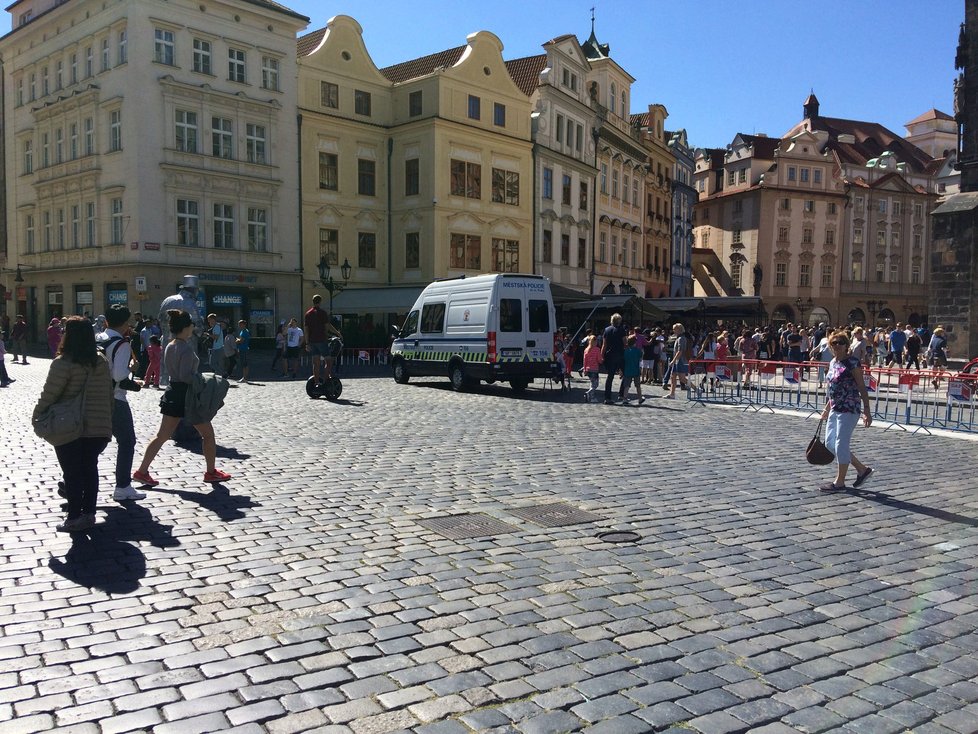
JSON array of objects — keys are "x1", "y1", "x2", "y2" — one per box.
[{"x1": 308, "y1": 341, "x2": 329, "y2": 358}]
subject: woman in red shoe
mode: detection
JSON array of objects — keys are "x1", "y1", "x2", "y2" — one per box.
[{"x1": 133, "y1": 309, "x2": 231, "y2": 486}]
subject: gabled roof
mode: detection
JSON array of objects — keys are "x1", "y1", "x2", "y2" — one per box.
[
  {"x1": 732, "y1": 133, "x2": 780, "y2": 159},
  {"x1": 379, "y1": 45, "x2": 466, "y2": 84},
  {"x1": 504, "y1": 54, "x2": 547, "y2": 96},
  {"x1": 546, "y1": 34, "x2": 578, "y2": 45},
  {"x1": 796, "y1": 115, "x2": 932, "y2": 174},
  {"x1": 297, "y1": 27, "x2": 326, "y2": 58},
  {"x1": 905, "y1": 108, "x2": 954, "y2": 126}
]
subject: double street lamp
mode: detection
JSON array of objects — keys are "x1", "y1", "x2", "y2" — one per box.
[
  {"x1": 795, "y1": 296, "x2": 813, "y2": 326},
  {"x1": 866, "y1": 299, "x2": 886, "y2": 326},
  {"x1": 317, "y1": 256, "x2": 352, "y2": 313}
]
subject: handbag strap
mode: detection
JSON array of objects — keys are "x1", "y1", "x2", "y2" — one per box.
[{"x1": 812, "y1": 418, "x2": 825, "y2": 439}]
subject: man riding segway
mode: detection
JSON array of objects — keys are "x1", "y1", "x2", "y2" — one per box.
[{"x1": 303, "y1": 294, "x2": 344, "y2": 400}]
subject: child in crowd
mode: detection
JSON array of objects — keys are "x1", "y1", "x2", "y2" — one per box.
[
  {"x1": 582, "y1": 335, "x2": 603, "y2": 403},
  {"x1": 621, "y1": 334, "x2": 645, "y2": 405},
  {"x1": 144, "y1": 335, "x2": 162, "y2": 389}
]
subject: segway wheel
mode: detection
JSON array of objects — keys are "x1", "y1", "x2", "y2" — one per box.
[
  {"x1": 306, "y1": 376, "x2": 324, "y2": 399},
  {"x1": 324, "y1": 376, "x2": 342, "y2": 400}
]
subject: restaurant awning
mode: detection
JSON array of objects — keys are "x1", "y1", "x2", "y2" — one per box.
[
  {"x1": 330, "y1": 286, "x2": 424, "y2": 313},
  {"x1": 564, "y1": 295, "x2": 668, "y2": 322}
]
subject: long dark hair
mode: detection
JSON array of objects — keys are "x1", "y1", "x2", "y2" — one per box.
[{"x1": 57, "y1": 316, "x2": 100, "y2": 366}]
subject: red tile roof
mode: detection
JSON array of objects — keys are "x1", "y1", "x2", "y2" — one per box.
[
  {"x1": 297, "y1": 27, "x2": 326, "y2": 58},
  {"x1": 379, "y1": 46, "x2": 466, "y2": 84},
  {"x1": 504, "y1": 54, "x2": 547, "y2": 96},
  {"x1": 905, "y1": 108, "x2": 955, "y2": 126},
  {"x1": 814, "y1": 116, "x2": 933, "y2": 173},
  {"x1": 735, "y1": 133, "x2": 781, "y2": 159}
]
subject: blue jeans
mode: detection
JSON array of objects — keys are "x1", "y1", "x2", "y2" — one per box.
[
  {"x1": 825, "y1": 410, "x2": 860, "y2": 465},
  {"x1": 112, "y1": 399, "x2": 136, "y2": 489}
]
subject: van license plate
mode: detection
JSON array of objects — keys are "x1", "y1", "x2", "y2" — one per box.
[{"x1": 500, "y1": 349, "x2": 522, "y2": 357}]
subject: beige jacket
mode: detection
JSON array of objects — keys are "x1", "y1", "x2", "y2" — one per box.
[{"x1": 33, "y1": 356, "x2": 114, "y2": 439}]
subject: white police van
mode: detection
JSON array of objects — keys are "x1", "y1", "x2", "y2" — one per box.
[{"x1": 391, "y1": 273, "x2": 560, "y2": 392}]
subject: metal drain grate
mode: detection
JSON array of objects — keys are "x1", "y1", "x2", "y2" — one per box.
[
  {"x1": 417, "y1": 513, "x2": 517, "y2": 540},
  {"x1": 508, "y1": 502, "x2": 601, "y2": 527}
]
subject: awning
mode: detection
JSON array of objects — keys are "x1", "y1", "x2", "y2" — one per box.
[
  {"x1": 330, "y1": 286, "x2": 424, "y2": 313},
  {"x1": 564, "y1": 295, "x2": 668, "y2": 322},
  {"x1": 549, "y1": 283, "x2": 592, "y2": 304}
]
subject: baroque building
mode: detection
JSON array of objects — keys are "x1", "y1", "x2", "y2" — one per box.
[
  {"x1": 693, "y1": 95, "x2": 940, "y2": 328},
  {"x1": 667, "y1": 129, "x2": 697, "y2": 296},
  {"x1": 1, "y1": 0, "x2": 308, "y2": 338}
]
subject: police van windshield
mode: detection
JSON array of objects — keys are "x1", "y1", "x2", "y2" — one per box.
[
  {"x1": 401, "y1": 310, "x2": 419, "y2": 336},
  {"x1": 528, "y1": 300, "x2": 549, "y2": 333}
]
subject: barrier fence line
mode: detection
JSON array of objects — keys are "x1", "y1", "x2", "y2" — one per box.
[{"x1": 686, "y1": 359, "x2": 978, "y2": 435}]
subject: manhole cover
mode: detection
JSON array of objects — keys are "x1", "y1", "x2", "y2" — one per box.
[
  {"x1": 418, "y1": 513, "x2": 516, "y2": 540},
  {"x1": 596, "y1": 530, "x2": 641, "y2": 544},
  {"x1": 509, "y1": 502, "x2": 601, "y2": 527}
]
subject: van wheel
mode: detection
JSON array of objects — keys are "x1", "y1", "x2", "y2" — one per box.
[
  {"x1": 510, "y1": 378, "x2": 529, "y2": 393},
  {"x1": 393, "y1": 359, "x2": 410, "y2": 384},
  {"x1": 449, "y1": 363, "x2": 467, "y2": 392}
]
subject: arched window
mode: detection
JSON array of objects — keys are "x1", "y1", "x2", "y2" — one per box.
[
  {"x1": 621, "y1": 92, "x2": 626, "y2": 116},
  {"x1": 609, "y1": 82, "x2": 616, "y2": 112},
  {"x1": 847, "y1": 308, "x2": 866, "y2": 325}
]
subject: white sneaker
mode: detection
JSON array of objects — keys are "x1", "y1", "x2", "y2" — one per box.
[{"x1": 113, "y1": 485, "x2": 146, "y2": 501}]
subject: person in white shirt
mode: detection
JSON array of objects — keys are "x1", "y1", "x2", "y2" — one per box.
[{"x1": 286, "y1": 318, "x2": 304, "y2": 379}]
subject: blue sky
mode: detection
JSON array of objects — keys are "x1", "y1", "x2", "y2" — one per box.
[{"x1": 287, "y1": 0, "x2": 961, "y2": 152}]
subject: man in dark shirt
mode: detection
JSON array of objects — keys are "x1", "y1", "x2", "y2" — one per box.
[
  {"x1": 304, "y1": 294, "x2": 342, "y2": 384},
  {"x1": 600, "y1": 313, "x2": 627, "y2": 405}
]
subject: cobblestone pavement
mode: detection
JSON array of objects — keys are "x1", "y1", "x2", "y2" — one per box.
[{"x1": 2, "y1": 355, "x2": 978, "y2": 734}]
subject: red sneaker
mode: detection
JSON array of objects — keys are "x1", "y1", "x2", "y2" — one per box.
[
  {"x1": 204, "y1": 469, "x2": 232, "y2": 483},
  {"x1": 132, "y1": 470, "x2": 159, "y2": 487}
]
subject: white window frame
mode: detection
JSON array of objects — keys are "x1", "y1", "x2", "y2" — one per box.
[
  {"x1": 212, "y1": 117, "x2": 233, "y2": 159},
  {"x1": 228, "y1": 48, "x2": 246, "y2": 83},
  {"x1": 23, "y1": 139, "x2": 33, "y2": 174},
  {"x1": 261, "y1": 56, "x2": 279, "y2": 91},
  {"x1": 69, "y1": 123, "x2": 78, "y2": 159},
  {"x1": 84, "y1": 118, "x2": 94, "y2": 156},
  {"x1": 213, "y1": 203, "x2": 234, "y2": 248},
  {"x1": 177, "y1": 199, "x2": 200, "y2": 247},
  {"x1": 155, "y1": 29, "x2": 174, "y2": 66},
  {"x1": 193, "y1": 39, "x2": 212, "y2": 74},
  {"x1": 86, "y1": 202, "x2": 96, "y2": 247},
  {"x1": 101, "y1": 38, "x2": 110, "y2": 71},
  {"x1": 247, "y1": 207, "x2": 267, "y2": 252},
  {"x1": 118, "y1": 29, "x2": 127, "y2": 64},
  {"x1": 246, "y1": 123, "x2": 266, "y2": 164},
  {"x1": 26, "y1": 214, "x2": 35, "y2": 254},
  {"x1": 71, "y1": 205, "x2": 79, "y2": 248},
  {"x1": 109, "y1": 110, "x2": 122, "y2": 152},
  {"x1": 110, "y1": 198, "x2": 124, "y2": 244},
  {"x1": 175, "y1": 110, "x2": 198, "y2": 153}
]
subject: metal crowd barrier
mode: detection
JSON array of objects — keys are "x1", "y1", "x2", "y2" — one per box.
[{"x1": 686, "y1": 359, "x2": 978, "y2": 434}]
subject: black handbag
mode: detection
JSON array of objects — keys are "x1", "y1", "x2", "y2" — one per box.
[{"x1": 806, "y1": 418, "x2": 835, "y2": 465}]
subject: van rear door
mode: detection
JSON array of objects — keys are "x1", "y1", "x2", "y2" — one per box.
[{"x1": 495, "y1": 278, "x2": 552, "y2": 363}]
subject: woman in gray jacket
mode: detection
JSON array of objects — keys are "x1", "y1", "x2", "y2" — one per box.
[{"x1": 33, "y1": 317, "x2": 113, "y2": 532}]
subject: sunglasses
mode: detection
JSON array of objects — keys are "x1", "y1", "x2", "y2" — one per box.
[{"x1": 830, "y1": 340, "x2": 848, "y2": 347}]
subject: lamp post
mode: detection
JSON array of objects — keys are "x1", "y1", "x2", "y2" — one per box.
[
  {"x1": 317, "y1": 257, "x2": 352, "y2": 313},
  {"x1": 866, "y1": 299, "x2": 884, "y2": 326},
  {"x1": 794, "y1": 296, "x2": 813, "y2": 327}
]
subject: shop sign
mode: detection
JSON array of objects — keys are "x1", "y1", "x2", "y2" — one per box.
[
  {"x1": 108, "y1": 290, "x2": 128, "y2": 305},
  {"x1": 212, "y1": 293, "x2": 244, "y2": 306},
  {"x1": 144, "y1": 242, "x2": 160, "y2": 251},
  {"x1": 76, "y1": 291, "x2": 93, "y2": 305},
  {"x1": 48, "y1": 291, "x2": 64, "y2": 305},
  {"x1": 250, "y1": 309, "x2": 273, "y2": 319},
  {"x1": 198, "y1": 272, "x2": 259, "y2": 284}
]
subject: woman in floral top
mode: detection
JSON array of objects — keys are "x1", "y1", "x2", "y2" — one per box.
[{"x1": 819, "y1": 330, "x2": 873, "y2": 491}]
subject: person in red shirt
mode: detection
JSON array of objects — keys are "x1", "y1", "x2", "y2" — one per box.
[{"x1": 303, "y1": 295, "x2": 342, "y2": 384}]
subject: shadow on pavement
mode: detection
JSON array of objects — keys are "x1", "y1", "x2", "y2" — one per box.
[
  {"x1": 149, "y1": 484, "x2": 259, "y2": 521},
  {"x1": 845, "y1": 488, "x2": 978, "y2": 527},
  {"x1": 48, "y1": 504, "x2": 180, "y2": 594}
]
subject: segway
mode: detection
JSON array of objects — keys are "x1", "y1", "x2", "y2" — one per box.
[{"x1": 305, "y1": 337, "x2": 343, "y2": 400}]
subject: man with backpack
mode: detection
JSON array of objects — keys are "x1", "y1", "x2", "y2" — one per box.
[{"x1": 97, "y1": 304, "x2": 146, "y2": 502}]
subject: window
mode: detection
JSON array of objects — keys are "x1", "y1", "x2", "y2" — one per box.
[
  {"x1": 450, "y1": 233, "x2": 480, "y2": 269},
  {"x1": 86, "y1": 202, "x2": 95, "y2": 247},
  {"x1": 731, "y1": 260, "x2": 742, "y2": 289},
  {"x1": 191, "y1": 39, "x2": 212, "y2": 74},
  {"x1": 85, "y1": 47, "x2": 93, "y2": 77},
  {"x1": 878, "y1": 199, "x2": 887, "y2": 213},
  {"x1": 600, "y1": 164, "x2": 608, "y2": 194},
  {"x1": 71, "y1": 205, "x2": 79, "y2": 248},
  {"x1": 821, "y1": 264, "x2": 833, "y2": 288},
  {"x1": 41, "y1": 133, "x2": 49, "y2": 167},
  {"x1": 623, "y1": 175, "x2": 630, "y2": 204},
  {"x1": 110, "y1": 198, "x2": 124, "y2": 244},
  {"x1": 727, "y1": 170, "x2": 735, "y2": 186},
  {"x1": 612, "y1": 169, "x2": 619, "y2": 198},
  {"x1": 175, "y1": 111, "x2": 198, "y2": 153},
  {"x1": 542, "y1": 167, "x2": 553, "y2": 199},
  {"x1": 56, "y1": 61, "x2": 63, "y2": 90},
  {"x1": 609, "y1": 82, "x2": 616, "y2": 111},
  {"x1": 814, "y1": 169, "x2": 822, "y2": 184},
  {"x1": 556, "y1": 114, "x2": 564, "y2": 144},
  {"x1": 247, "y1": 208, "x2": 267, "y2": 252},
  {"x1": 118, "y1": 29, "x2": 127, "y2": 64},
  {"x1": 409, "y1": 90, "x2": 422, "y2": 116},
  {"x1": 528, "y1": 299, "x2": 550, "y2": 333},
  {"x1": 15, "y1": 77, "x2": 23, "y2": 106},
  {"x1": 101, "y1": 39, "x2": 110, "y2": 71},
  {"x1": 876, "y1": 263, "x2": 885, "y2": 282},
  {"x1": 576, "y1": 124, "x2": 583, "y2": 152},
  {"x1": 911, "y1": 265, "x2": 921, "y2": 284},
  {"x1": 354, "y1": 89, "x2": 371, "y2": 116},
  {"x1": 560, "y1": 234, "x2": 570, "y2": 266},
  {"x1": 732, "y1": 229, "x2": 742, "y2": 245},
  {"x1": 43, "y1": 211, "x2": 51, "y2": 250},
  {"x1": 212, "y1": 117, "x2": 233, "y2": 158},
  {"x1": 493, "y1": 102, "x2": 505, "y2": 127},
  {"x1": 877, "y1": 230, "x2": 885, "y2": 246},
  {"x1": 467, "y1": 94, "x2": 480, "y2": 120},
  {"x1": 913, "y1": 233, "x2": 922, "y2": 249},
  {"x1": 914, "y1": 203, "x2": 923, "y2": 218},
  {"x1": 599, "y1": 231, "x2": 606, "y2": 262},
  {"x1": 701, "y1": 231, "x2": 709, "y2": 248},
  {"x1": 577, "y1": 237, "x2": 587, "y2": 269},
  {"x1": 405, "y1": 232, "x2": 420, "y2": 269},
  {"x1": 788, "y1": 167, "x2": 796, "y2": 182},
  {"x1": 358, "y1": 159, "x2": 376, "y2": 196},
  {"x1": 84, "y1": 118, "x2": 94, "y2": 155},
  {"x1": 42, "y1": 66, "x2": 48, "y2": 96},
  {"x1": 421, "y1": 303, "x2": 446, "y2": 333},
  {"x1": 892, "y1": 201, "x2": 902, "y2": 216},
  {"x1": 775, "y1": 262, "x2": 787, "y2": 287},
  {"x1": 246, "y1": 124, "x2": 266, "y2": 164},
  {"x1": 825, "y1": 230, "x2": 835, "y2": 245},
  {"x1": 802, "y1": 228, "x2": 813, "y2": 244},
  {"x1": 154, "y1": 29, "x2": 174, "y2": 65},
  {"x1": 321, "y1": 81, "x2": 338, "y2": 108},
  {"x1": 177, "y1": 199, "x2": 200, "y2": 247},
  {"x1": 29, "y1": 72, "x2": 36, "y2": 100},
  {"x1": 450, "y1": 160, "x2": 481, "y2": 199},
  {"x1": 228, "y1": 48, "x2": 246, "y2": 83},
  {"x1": 109, "y1": 110, "x2": 121, "y2": 151},
  {"x1": 261, "y1": 56, "x2": 279, "y2": 91},
  {"x1": 491, "y1": 169, "x2": 519, "y2": 205},
  {"x1": 777, "y1": 226, "x2": 789, "y2": 242},
  {"x1": 799, "y1": 263, "x2": 811, "y2": 287},
  {"x1": 779, "y1": 197, "x2": 791, "y2": 211},
  {"x1": 827, "y1": 202, "x2": 837, "y2": 215},
  {"x1": 70, "y1": 54, "x2": 78, "y2": 83},
  {"x1": 319, "y1": 153, "x2": 338, "y2": 190},
  {"x1": 405, "y1": 158, "x2": 419, "y2": 196},
  {"x1": 358, "y1": 232, "x2": 376, "y2": 268},
  {"x1": 492, "y1": 238, "x2": 520, "y2": 272},
  {"x1": 892, "y1": 232, "x2": 900, "y2": 249},
  {"x1": 69, "y1": 123, "x2": 78, "y2": 159},
  {"x1": 804, "y1": 200, "x2": 814, "y2": 212},
  {"x1": 854, "y1": 227, "x2": 863, "y2": 245},
  {"x1": 23, "y1": 140, "x2": 33, "y2": 174},
  {"x1": 738, "y1": 168, "x2": 747, "y2": 183},
  {"x1": 57, "y1": 208, "x2": 65, "y2": 249},
  {"x1": 579, "y1": 181, "x2": 588, "y2": 210},
  {"x1": 25, "y1": 215, "x2": 34, "y2": 253},
  {"x1": 213, "y1": 203, "x2": 234, "y2": 248},
  {"x1": 800, "y1": 168, "x2": 810, "y2": 183},
  {"x1": 55, "y1": 128, "x2": 63, "y2": 163},
  {"x1": 562, "y1": 174, "x2": 572, "y2": 206},
  {"x1": 851, "y1": 261, "x2": 862, "y2": 280},
  {"x1": 319, "y1": 228, "x2": 338, "y2": 266},
  {"x1": 611, "y1": 235, "x2": 618, "y2": 263},
  {"x1": 542, "y1": 229, "x2": 552, "y2": 263}
]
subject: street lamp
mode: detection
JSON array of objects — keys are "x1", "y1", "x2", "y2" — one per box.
[
  {"x1": 14, "y1": 265, "x2": 24, "y2": 283},
  {"x1": 866, "y1": 299, "x2": 885, "y2": 326},
  {"x1": 317, "y1": 256, "x2": 352, "y2": 313},
  {"x1": 794, "y1": 296, "x2": 813, "y2": 326}
]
